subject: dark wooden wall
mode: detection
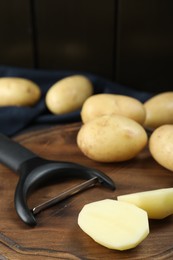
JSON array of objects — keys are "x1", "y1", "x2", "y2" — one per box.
[
  {"x1": 0, "y1": 0, "x2": 173, "y2": 92},
  {"x1": 116, "y1": 0, "x2": 173, "y2": 92}
]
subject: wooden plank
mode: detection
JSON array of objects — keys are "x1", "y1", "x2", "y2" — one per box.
[
  {"x1": 35, "y1": 0, "x2": 115, "y2": 80},
  {"x1": 0, "y1": 123, "x2": 173, "y2": 259},
  {"x1": 115, "y1": 0, "x2": 173, "y2": 92}
]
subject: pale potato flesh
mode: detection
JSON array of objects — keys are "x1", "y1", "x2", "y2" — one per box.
[
  {"x1": 78, "y1": 199, "x2": 149, "y2": 251},
  {"x1": 118, "y1": 188, "x2": 173, "y2": 219}
]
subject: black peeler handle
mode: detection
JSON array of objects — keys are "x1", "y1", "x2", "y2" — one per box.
[{"x1": 0, "y1": 133, "x2": 37, "y2": 173}]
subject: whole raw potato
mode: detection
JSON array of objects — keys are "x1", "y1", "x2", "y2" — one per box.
[
  {"x1": 81, "y1": 94, "x2": 146, "y2": 125},
  {"x1": 46, "y1": 75, "x2": 93, "y2": 114},
  {"x1": 144, "y1": 92, "x2": 173, "y2": 130},
  {"x1": 0, "y1": 77, "x2": 41, "y2": 106},
  {"x1": 149, "y1": 125, "x2": 173, "y2": 171},
  {"x1": 77, "y1": 115, "x2": 148, "y2": 162}
]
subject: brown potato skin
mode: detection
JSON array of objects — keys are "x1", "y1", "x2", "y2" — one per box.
[
  {"x1": 149, "y1": 124, "x2": 173, "y2": 171},
  {"x1": 0, "y1": 77, "x2": 41, "y2": 106},
  {"x1": 46, "y1": 75, "x2": 93, "y2": 114},
  {"x1": 144, "y1": 92, "x2": 173, "y2": 130},
  {"x1": 81, "y1": 94, "x2": 146, "y2": 125},
  {"x1": 77, "y1": 114, "x2": 148, "y2": 162}
]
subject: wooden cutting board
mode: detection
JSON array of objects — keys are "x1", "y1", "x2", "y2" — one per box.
[{"x1": 0, "y1": 123, "x2": 173, "y2": 260}]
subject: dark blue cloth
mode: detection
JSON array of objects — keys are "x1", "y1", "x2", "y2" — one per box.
[{"x1": 0, "y1": 66, "x2": 152, "y2": 136}]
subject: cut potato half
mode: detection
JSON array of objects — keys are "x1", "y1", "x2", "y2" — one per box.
[
  {"x1": 78, "y1": 199, "x2": 149, "y2": 251},
  {"x1": 118, "y1": 188, "x2": 173, "y2": 219}
]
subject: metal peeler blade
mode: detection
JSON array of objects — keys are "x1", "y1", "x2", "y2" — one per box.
[{"x1": 32, "y1": 177, "x2": 98, "y2": 215}]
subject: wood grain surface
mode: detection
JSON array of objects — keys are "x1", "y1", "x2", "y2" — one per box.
[{"x1": 0, "y1": 123, "x2": 173, "y2": 260}]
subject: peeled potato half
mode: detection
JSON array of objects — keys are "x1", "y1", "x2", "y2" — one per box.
[
  {"x1": 118, "y1": 187, "x2": 173, "y2": 219},
  {"x1": 78, "y1": 199, "x2": 149, "y2": 251}
]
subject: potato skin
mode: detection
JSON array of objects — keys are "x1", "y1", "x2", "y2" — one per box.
[
  {"x1": 45, "y1": 75, "x2": 93, "y2": 114},
  {"x1": 0, "y1": 77, "x2": 41, "y2": 106},
  {"x1": 144, "y1": 92, "x2": 173, "y2": 130},
  {"x1": 77, "y1": 115, "x2": 148, "y2": 162},
  {"x1": 81, "y1": 94, "x2": 146, "y2": 125},
  {"x1": 149, "y1": 125, "x2": 173, "y2": 171}
]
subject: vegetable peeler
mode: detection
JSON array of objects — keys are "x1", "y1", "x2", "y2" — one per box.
[{"x1": 0, "y1": 133, "x2": 115, "y2": 226}]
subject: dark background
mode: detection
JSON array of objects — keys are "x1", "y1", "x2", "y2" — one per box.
[{"x1": 0, "y1": 0, "x2": 173, "y2": 92}]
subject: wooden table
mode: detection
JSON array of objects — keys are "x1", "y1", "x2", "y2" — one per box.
[{"x1": 0, "y1": 123, "x2": 173, "y2": 259}]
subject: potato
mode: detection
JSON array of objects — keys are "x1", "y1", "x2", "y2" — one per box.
[
  {"x1": 0, "y1": 77, "x2": 41, "y2": 106},
  {"x1": 78, "y1": 199, "x2": 149, "y2": 250},
  {"x1": 77, "y1": 114, "x2": 148, "y2": 162},
  {"x1": 149, "y1": 124, "x2": 173, "y2": 171},
  {"x1": 118, "y1": 188, "x2": 173, "y2": 219},
  {"x1": 81, "y1": 93, "x2": 146, "y2": 125},
  {"x1": 144, "y1": 92, "x2": 173, "y2": 130},
  {"x1": 45, "y1": 75, "x2": 93, "y2": 114}
]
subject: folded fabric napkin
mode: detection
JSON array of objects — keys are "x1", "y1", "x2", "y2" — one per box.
[{"x1": 0, "y1": 66, "x2": 152, "y2": 136}]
